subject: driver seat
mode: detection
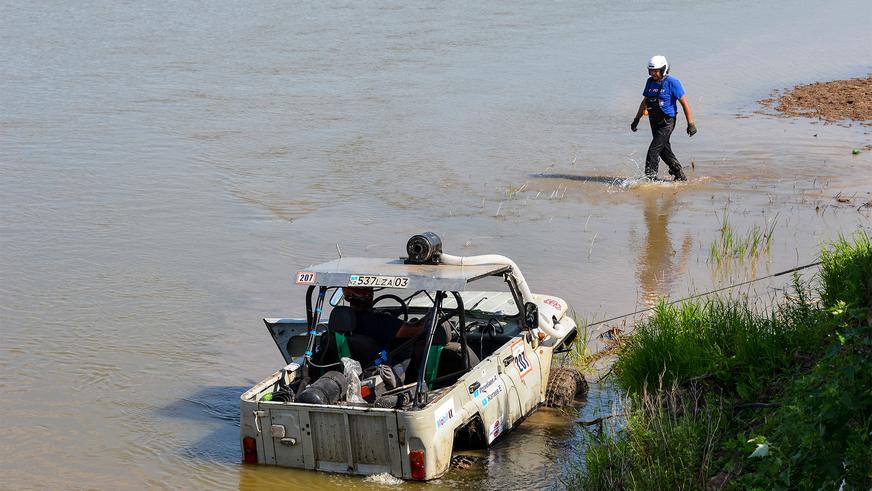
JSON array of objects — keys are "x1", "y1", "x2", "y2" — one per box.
[
  {"x1": 403, "y1": 320, "x2": 479, "y2": 389},
  {"x1": 312, "y1": 306, "x2": 380, "y2": 372}
]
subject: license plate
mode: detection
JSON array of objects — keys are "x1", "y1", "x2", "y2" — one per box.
[{"x1": 347, "y1": 275, "x2": 409, "y2": 288}]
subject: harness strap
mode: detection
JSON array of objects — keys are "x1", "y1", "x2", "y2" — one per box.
[
  {"x1": 424, "y1": 344, "x2": 444, "y2": 389},
  {"x1": 334, "y1": 332, "x2": 351, "y2": 360}
]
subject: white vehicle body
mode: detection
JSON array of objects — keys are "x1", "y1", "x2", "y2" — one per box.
[{"x1": 240, "y1": 252, "x2": 577, "y2": 480}]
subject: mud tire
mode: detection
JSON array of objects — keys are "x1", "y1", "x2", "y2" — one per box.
[{"x1": 544, "y1": 367, "x2": 588, "y2": 408}]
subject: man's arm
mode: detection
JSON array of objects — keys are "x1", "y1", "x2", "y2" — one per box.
[
  {"x1": 631, "y1": 98, "x2": 646, "y2": 131},
  {"x1": 679, "y1": 95, "x2": 697, "y2": 136},
  {"x1": 395, "y1": 320, "x2": 425, "y2": 339},
  {"x1": 395, "y1": 307, "x2": 435, "y2": 338}
]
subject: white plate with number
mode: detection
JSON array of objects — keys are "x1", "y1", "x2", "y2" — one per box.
[
  {"x1": 295, "y1": 271, "x2": 317, "y2": 284},
  {"x1": 347, "y1": 275, "x2": 409, "y2": 288}
]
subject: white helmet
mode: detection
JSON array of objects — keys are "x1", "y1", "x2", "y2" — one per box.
[{"x1": 648, "y1": 55, "x2": 669, "y2": 74}]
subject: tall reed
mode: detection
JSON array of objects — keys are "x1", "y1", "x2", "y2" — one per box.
[{"x1": 708, "y1": 214, "x2": 777, "y2": 265}]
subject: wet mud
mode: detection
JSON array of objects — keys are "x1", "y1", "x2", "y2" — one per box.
[{"x1": 759, "y1": 75, "x2": 872, "y2": 127}]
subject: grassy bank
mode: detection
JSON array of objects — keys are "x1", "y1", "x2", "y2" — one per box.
[{"x1": 568, "y1": 231, "x2": 871, "y2": 490}]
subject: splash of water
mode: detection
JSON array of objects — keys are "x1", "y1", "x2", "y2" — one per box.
[{"x1": 364, "y1": 473, "x2": 404, "y2": 486}]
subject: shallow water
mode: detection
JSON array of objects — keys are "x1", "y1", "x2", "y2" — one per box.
[{"x1": 1, "y1": 0, "x2": 871, "y2": 489}]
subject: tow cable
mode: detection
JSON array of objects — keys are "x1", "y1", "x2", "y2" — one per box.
[
  {"x1": 579, "y1": 260, "x2": 825, "y2": 384},
  {"x1": 586, "y1": 260, "x2": 822, "y2": 329}
]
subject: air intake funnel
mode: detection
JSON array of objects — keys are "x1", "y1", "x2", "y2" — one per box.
[{"x1": 405, "y1": 232, "x2": 442, "y2": 264}]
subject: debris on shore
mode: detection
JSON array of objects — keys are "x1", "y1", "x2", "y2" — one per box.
[{"x1": 759, "y1": 75, "x2": 872, "y2": 125}]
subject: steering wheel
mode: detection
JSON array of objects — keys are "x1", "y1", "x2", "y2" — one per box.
[
  {"x1": 418, "y1": 306, "x2": 462, "y2": 331},
  {"x1": 433, "y1": 306, "x2": 463, "y2": 340},
  {"x1": 372, "y1": 294, "x2": 409, "y2": 323}
]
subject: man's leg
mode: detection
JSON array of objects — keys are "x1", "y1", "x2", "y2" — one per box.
[
  {"x1": 645, "y1": 119, "x2": 669, "y2": 178},
  {"x1": 658, "y1": 118, "x2": 686, "y2": 181}
]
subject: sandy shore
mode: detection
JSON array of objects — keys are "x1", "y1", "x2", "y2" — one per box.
[{"x1": 760, "y1": 75, "x2": 872, "y2": 126}]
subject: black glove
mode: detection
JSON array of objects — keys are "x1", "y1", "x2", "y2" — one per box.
[
  {"x1": 687, "y1": 122, "x2": 697, "y2": 137},
  {"x1": 630, "y1": 118, "x2": 640, "y2": 132}
]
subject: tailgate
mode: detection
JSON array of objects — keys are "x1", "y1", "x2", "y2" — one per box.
[{"x1": 263, "y1": 404, "x2": 403, "y2": 476}]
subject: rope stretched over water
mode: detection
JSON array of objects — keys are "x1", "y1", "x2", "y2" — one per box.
[{"x1": 586, "y1": 260, "x2": 822, "y2": 329}]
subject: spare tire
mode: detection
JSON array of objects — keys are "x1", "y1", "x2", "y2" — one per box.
[{"x1": 544, "y1": 367, "x2": 588, "y2": 408}]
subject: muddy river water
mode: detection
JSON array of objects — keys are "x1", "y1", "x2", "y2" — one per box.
[{"x1": 2, "y1": 0, "x2": 870, "y2": 489}]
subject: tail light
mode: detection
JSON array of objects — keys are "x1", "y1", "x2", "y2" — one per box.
[
  {"x1": 409, "y1": 449, "x2": 425, "y2": 480},
  {"x1": 242, "y1": 436, "x2": 258, "y2": 464}
]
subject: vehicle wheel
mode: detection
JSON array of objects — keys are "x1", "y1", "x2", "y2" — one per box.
[
  {"x1": 544, "y1": 367, "x2": 588, "y2": 408},
  {"x1": 453, "y1": 415, "x2": 486, "y2": 450}
]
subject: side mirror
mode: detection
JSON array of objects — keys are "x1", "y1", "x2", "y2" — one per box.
[
  {"x1": 524, "y1": 302, "x2": 539, "y2": 330},
  {"x1": 329, "y1": 288, "x2": 344, "y2": 307}
]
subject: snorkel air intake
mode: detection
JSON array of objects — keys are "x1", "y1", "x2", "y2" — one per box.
[{"x1": 405, "y1": 232, "x2": 442, "y2": 264}]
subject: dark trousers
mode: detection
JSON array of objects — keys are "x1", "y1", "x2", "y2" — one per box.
[{"x1": 645, "y1": 116, "x2": 683, "y2": 179}]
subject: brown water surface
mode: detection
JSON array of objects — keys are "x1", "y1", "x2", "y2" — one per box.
[{"x1": 1, "y1": 0, "x2": 870, "y2": 489}]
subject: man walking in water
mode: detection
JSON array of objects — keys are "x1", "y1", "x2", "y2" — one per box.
[{"x1": 631, "y1": 55, "x2": 697, "y2": 181}]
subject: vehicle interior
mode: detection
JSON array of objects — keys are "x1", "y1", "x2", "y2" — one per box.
[
  {"x1": 264, "y1": 272, "x2": 530, "y2": 408},
  {"x1": 314, "y1": 291, "x2": 519, "y2": 375}
]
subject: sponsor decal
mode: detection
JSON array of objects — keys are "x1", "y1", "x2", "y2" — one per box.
[
  {"x1": 295, "y1": 272, "x2": 316, "y2": 284},
  {"x1": 475, "y1": 374, "x2": 504, "y2": 409},
  {"x1": 488, "y1": 417, "x2": 504, "y2": 443},
  {"x1": 543, "y1": 298, "x2": 562, "y2": 310},
  {"x1": 511, "y1": 339, "x2": 533, "y2": 378},
  {"x1": 434, "y1": 398, "x2": 455, "y2": 430}
]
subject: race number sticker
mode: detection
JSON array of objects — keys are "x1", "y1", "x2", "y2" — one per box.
[
  {"x1": 295, "y1": 272, "x2": 316, "y2": 284},
  {"x1": 347, "y1": 275, "x2": 409, "y2": 288},
  {"x1": 511, "y1": 339, "x2": 533, "y2": 378}
]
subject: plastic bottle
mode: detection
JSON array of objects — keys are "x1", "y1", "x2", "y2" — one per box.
[{"x1": 342, "y1": 357, "x2": 365, "y2": 403}]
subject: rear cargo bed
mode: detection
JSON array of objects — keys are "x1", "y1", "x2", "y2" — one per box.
[{"x1": 242, "y1": 376, "x2": 403, "y2": 476}]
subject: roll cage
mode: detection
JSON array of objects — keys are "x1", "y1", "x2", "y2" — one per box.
[{"x1": 299, "y1": 266, "x2": 531, "y2": 408}]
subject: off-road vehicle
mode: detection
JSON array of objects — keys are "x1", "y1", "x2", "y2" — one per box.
[{"x1": 240, "y1": 233, "x2": 580, "y2": 480}]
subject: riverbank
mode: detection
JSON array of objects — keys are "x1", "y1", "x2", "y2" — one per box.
[
  {"x1": 567, "y1": 231, "x2": 871, "y2": 489},
  {"x1": 759, "y1": 75, "x2": 872, "y2": 127}
]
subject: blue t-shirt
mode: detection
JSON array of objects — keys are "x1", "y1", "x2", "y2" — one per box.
[{"x1": 643, "y1": 76, "x2": 685, "y2": 118}]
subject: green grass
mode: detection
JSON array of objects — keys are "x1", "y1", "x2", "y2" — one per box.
[
  {"x1": 570, "y1": 384, "x2": 723, "y2": 491},
  {"x1": 819, "y1": 230, "x2": 872, "y2": 322},
  {"x1": 709, "y1": 214, "x2": 777, "y2": 265},
  {"x1": 566, "y1": 312, "x2": 594, "y2": 369},
  {"x1": 611, "y1": 293, "x2": 827, "y2": 399},
  {"x1": 571, "y1": 230, "x2": 872, "y2": 490}
]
